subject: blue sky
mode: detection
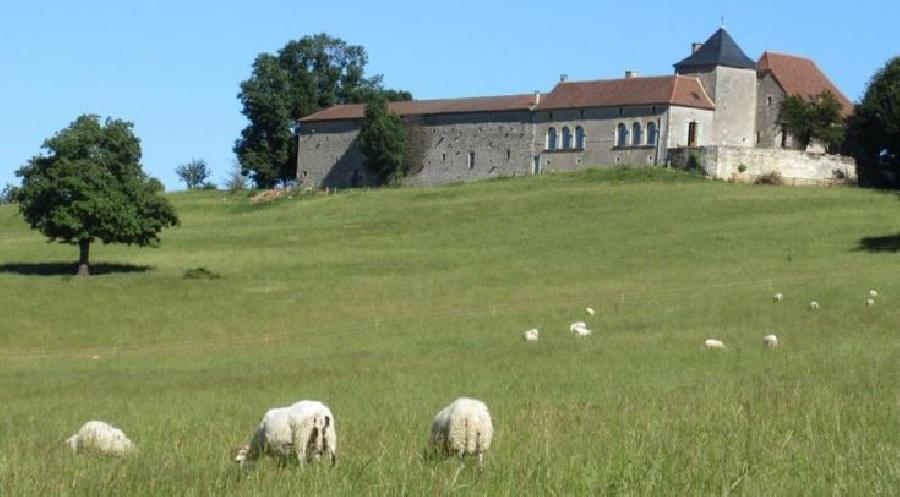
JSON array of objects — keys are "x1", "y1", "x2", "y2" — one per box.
[{"x1": 2, "y1": 0, "x2": 897, "y2": 190}]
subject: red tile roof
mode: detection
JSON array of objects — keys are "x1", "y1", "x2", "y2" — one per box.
[
  {"x1": 300, "y1": 94, "x2": 538, "y2": 122},
  {"x1": 535, "y1": 75, "x2": 714, "y2": 110},
  {"x1": 757, "y1": 51, "x2": 854, "y2": 116}
]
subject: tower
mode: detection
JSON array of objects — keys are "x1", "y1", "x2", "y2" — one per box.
[{"x1": 674, "y1": 28, "x2": 757, "y2": 147}]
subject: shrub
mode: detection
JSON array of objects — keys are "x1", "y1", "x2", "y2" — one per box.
[
  {"x1": 737, "y1": 164, "x2": 747, "y2": 173},
  {"x1": 754, "y1": 171, "x2": 783, "y2": 185}
]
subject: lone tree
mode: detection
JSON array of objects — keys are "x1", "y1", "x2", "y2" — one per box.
[
  {"x1": 234, "y1": 33, "x2": 411, "y2": 188},
  {"x1": 176, "y1": 158, "x2": 211, "y2": 189},
  {"x1": 778, "y1": 90, "x2": 846, "y2": 151},
  {"x1": 358, "y1": 97, "x2": 408, "y2": 182},
  {"x1": 15, "y1": 115, "x2": 179, "y2": 276},
  {"x1": 848, "y1": 56, "x2": 900, "y2": 165}
]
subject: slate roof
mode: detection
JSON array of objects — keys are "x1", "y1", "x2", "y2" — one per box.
[
  {"x1": 674, "y1": 28, "x2": 756, "y2": 71},
  {"x1": 536, "y1": 75, "x2": 714, "y2": 110},
  {"x1": 757, "y1": 51, "x2": 854, "y2": 116},
  {"x1": 299, "y1": 94, "x2": 538, "y2": 122}
]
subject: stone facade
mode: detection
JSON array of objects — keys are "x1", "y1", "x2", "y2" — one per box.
[{"x1": 668, "y1": 146, "x2": 856, "y2": 183}]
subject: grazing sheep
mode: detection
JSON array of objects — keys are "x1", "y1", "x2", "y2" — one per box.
[
  {"x1": 773, "y1": 292, "x2": 784, "y2": 303},
  {"x1": 569, "y1": 321, "x2": 587, "y2": 333},
  {"x1": 808, "y1": 301, "x2": 819, "y2": 310},
  {"x1": 65, "y1": 421, "x2": 134, "y2": 455},
  {"x1": 429, "y1": 397, "x2": 493, "y2": 466},
  {"x1": 574, "y1": 327, "x2": 592, "y2": 338},
  {"x1": 763, "y1": 334, "x2": 779, "y2": 348},
  {"x1": 869, "y1": 289, "x2": 878, "y2": 299},
  {"x1": 235, "y1": 400, "x2": 336, "y2": 467},
  {"x1": 866, "y1": 298, "x2": 875, "y2": 307},
  {"x1": 704, "y1": 339, "x2": 726, "y2": 349},
  {"x1": 585, "y1": 307, "x2": 596, "y2": 316},
  {"x1": 523, "y1": 328, "x2": 539, "y2": 342}
]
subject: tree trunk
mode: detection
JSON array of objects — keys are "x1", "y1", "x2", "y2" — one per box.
[{"x1": 77, "y1": 239, "x2": 90, "y2": 277}]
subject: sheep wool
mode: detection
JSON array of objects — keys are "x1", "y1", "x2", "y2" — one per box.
[
  {"x1": 866, "y1": 298, "x2": 875, "y2": 307},
  {"x1": 65, "y1": 421, "x2": 134, "y2": 455},
  {"x1": 570, "y1": 322, "x2": 587, "y2": 333},
  {"x1": 773, "y1": 293, "x2": 784, "y2": 303},
  {"x1": 236, "y1": 400, "x2": 336, "y2": 467},
  {"x1": 869, "y1": 289, "x2": 878, "y2": 299},
  {"x1": 704, "y1": 339, "x2": 726, "y2": 349},
  {"x1": 763, "y1": 334, "x2": 779, "y2": 348},
  {"x1": 585, "y1": 307, "x2": 596, "y2": 316},
  {"x1": 808, "y1": 301, "x2": 820, "y2": 310},
  {"x1": 523, "y1": 329, "x2": 539, "y2": 342},
  {"x1": 430, "y1": 397, "x2": 493, "y2": 465}
]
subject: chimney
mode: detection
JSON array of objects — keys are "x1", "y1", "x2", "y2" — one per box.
[
  {"x1": 534, "y1": 90, "x2": 541, "y2": 105},
  {"x1": 691, "y1": 42, "x2": 703, "y2": 54},
  {"x1": 559, "y1": 73, "x2": 568, "y2": 83},
  {"x1": 624, "y1": 70, "x2": 638, "y2": 79}
]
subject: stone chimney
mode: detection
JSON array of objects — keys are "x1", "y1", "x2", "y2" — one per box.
[
  {"x1": 534, "y1": 90, "x2": 541, "y2": 105},
  {"x1": 691, "y1": 42, "x2": 703, "y2": 54},
  {"x1": 559, "y1": 73, "x2": 568, "y2": 83},
  {"x1": 624, "y1": 70, "x2": 638, "y2": 79}
]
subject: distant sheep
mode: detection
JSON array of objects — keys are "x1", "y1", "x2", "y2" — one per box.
[
  {"x1": 570, "y1": 321, "x2": 587, "y2": 333},
  {"x1": 235, "y1": 400, "x2": 336, "y2": 467},
  {"x1": 574, "y1": 327, "x2": 592, "y2": 338},
  {"x1": 585, "y1": 307, "x2": 596, "y2": 316},
  {"x1": 763, "y1": 334, "x2": 778, "y2": 348},
  {"x1": 65, "y1": 421, "x2": 134, "y2": 455},
  {"x1": 704, "y1": 339, "x2": 726, "y2": 349},
  {"x1": 808, "y1": 301, "x2": 819, "y2": 310},
  {"x1": 866, "y1": 298, "x2": 875, "y2": 307},
  {"x1": 523, "y1": 329, "x2": 539, "y2": 342},
  {"x1": 429, "y1": 397, "x2": 493, "y2": 466},
  {"x1": 869, "y1": 289, "x2": 878, "y2": 299},
  {"x1": 773, "y1": 293, "x2": 783, "y2": 303}
]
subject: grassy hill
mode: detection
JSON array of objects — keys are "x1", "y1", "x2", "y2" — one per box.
[{"x1": 1, "y1": 168, "x2": 897, "y2": 495}]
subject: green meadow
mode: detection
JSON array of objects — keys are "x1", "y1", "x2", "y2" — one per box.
[{"x1": 0, "y1": 168, "x2": 897, "y2": 496}]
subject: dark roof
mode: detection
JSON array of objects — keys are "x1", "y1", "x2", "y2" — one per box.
[
  {"x1": 757, "y1": 51, "x2": 854, "y2": 116},
  {"x1": 300, "y1": 94, "x2": 538, "y2": 122},
  {"x1": 536, "y1": 75, "x2": 714, "y2": 110},
  {"x1": 674, "y1": 28, "x2": 756, "y2": 71}
]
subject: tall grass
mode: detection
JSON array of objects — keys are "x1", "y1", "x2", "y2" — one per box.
[{"x1": 0, "y1": 168, "x2": 897, "y2": 495}]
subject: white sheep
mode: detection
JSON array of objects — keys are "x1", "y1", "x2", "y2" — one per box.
[
  {"x1": 866, "y1": 298, "x2": 875, "y2": 307},
  {"x1": 704, "y1": 339, "x2": 726, "y2": 349},
  {"x1": 235, "y1": 400, "x2": 336, "y2": 467},
  {"x1": 585, "y1": 307, "x2": 596, "y2": 316},
  {"x1": 429, "y1": 397, "x2": 493, "y2": 466},
  {"x1": 773, "y1": 292, "x2": 783, "y2": 303},
  {"x1": 808, "y1": 301, "x2": 819, "y2": 310},
  {"x1": 523, "y1": 328, "x2": 539, "y2": 342},
  {"x1": 763, "y1": 334, "x2": 779, "y2": 348},
  {"x1": 868, "y1": 289, "x2": 878, "y2": 299},
  {"x1": 574, "y1": 327, "x2": 592, "y2": 338},
  {"x1": 65, "y1": 421, "x2": 134, "y2": 455},
  {"x1": 569, "y1": 321, "x2": 587, "y2": 333}
]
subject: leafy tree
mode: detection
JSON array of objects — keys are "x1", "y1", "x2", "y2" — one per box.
[
  {"x1": 848, "y1": 56, "x2": 900, "y2": 164},
  {"x1": 176, "y1": 158, "x2": 212, "y2": 189},
  {"x1": 778, "y1": 90, "x2": 846, "y2": 151},
  {"x1": 1, "y1": 183, "x2": 18, "y2": 204},
  {"x1": 234, "y1": 33, "x2": 411, "y2": 188},
  {"x1": 224, "y1": 158, "x2": 248, "y2": 192},
  {"x1": 358, "y1": 97, "x2": 408, "y2": 182},
  {"x1": 14, "y1": 115, "x2": 179, "y2": 276}
]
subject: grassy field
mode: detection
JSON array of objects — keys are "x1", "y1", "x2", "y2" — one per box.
[{"x1": 0, "y1": 168, "x2": 897, "y2": 496}]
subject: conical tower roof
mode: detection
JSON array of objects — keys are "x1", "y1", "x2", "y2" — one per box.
[{"x1": 674, "y1": 28, "x2": 755, "y2": 71}]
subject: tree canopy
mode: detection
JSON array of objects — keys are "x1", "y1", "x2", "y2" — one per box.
[
  {"x1": 15, "y1": 114, "x2": 179, "y2": 276},
  {"x1": 234, "y1": 33, "x2": 411, "y2": 188},
  {"x1": 848, "y1": 56, "x2": 900, "y2": 164},
  {"x1": 778, "y1": 90, "x2": 846, "y2": 151},
  {"x1": 358, "y1": 97, "x2": 408, "y2": 182},
  {"x1": 176, "y1": 158, "x2": 212, "y2": 189}
]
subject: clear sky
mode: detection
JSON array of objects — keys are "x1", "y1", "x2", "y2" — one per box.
[{"x1": 2, "y1": 0, "x2": 897, "y2": 190}]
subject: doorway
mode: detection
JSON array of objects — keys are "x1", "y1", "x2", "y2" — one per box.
[{"x1": 688, "y1": 121, "x2": 698, "y2": 147}]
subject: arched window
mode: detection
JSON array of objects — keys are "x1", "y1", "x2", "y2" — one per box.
[
  {"x1": 617, "y1": 123, "x2": 627, "y2": 147},
  {"x1": 575, "y1": 126, "x2": 585, "y2": 149},
  {"x1": 632, "y1": 122, "x2": 642, "y2": 145},
  {"x1": 646, "y1": 122, "x2": 658, "y2": 146},
  {"x1": 547, "y1": 127, "x2": 557, "y2": 150},
  {"x1": 562, "y1": 127, "x2": 572, "y2": 149}
]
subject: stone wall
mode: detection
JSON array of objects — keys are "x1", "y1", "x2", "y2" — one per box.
[
  {"x1": 755, "y1": 72, "x2": 787, "y2": 148},
  {"x1": 298, "y1": 120, "x2": 378, "y2": 188},
  {"x1": 667, "y1": 145, "x2": 857, "y2": 183},
  {"x1": 709, "y1": 66, "x2": 758, "y2": 147}
]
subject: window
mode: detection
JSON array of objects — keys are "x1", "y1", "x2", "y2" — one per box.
[
  {"x1": 756, "y1": 132, "x2": 761, "y2": 144},
  {"x1": 575, "y1": 126, "x2": 585, "y2": 149},
  {"x1": 562, "y1": 127, "x2": 572, "y2": 149},
  {"x1": 467, "y1": 152, "x2": 475, "y2": 168},
  {"x1": 441, "y1": 153, "x2": 446, "y2": 163},
  {"x1": 506, "y1": 148, "x2": 511, "y2": 160},
  {"x1": 780, "y1": 127, "x2": 787, "y2": 148},
  {"x1": 532, "y1": 156, "x2": 542, "y2": 175},
  {"x1": 766, "y1": 95, "x2": 773, "y2": 107},
  {"x1": 646, "y1": 122, "x2": 657, "y2": 146},
  {"x1": 632, "y1": 122, "x2": 642, "y2": 145},
  {"x1": 547, "y1": 127, "x2": 558, "y2": 150},
  {"x1": 617, "y1": 123, "x2": 628, "y2": 147},
  {"x1": 618, "y1": 107, "x2": 624, "y2": 116},
  {"x1": 688, "y1": 121, "x2": 698, "y2": 147}
]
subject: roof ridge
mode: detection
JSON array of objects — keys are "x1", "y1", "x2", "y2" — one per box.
[{"x1": 561, "y1": 75, "x2": 676, "y2": 85}]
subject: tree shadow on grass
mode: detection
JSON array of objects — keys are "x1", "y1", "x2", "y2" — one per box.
[
  {"x1": 856, "y1": 234, "x2": 900, "y2": 253},
  {"x1": 0, "y1": 262, "x2": 153, "y2": 276}
]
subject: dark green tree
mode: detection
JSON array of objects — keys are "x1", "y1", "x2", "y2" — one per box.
[
  {"x1": 234, "y1": 33, "x2": 411, "y2": 188},
  {"x1": 15, "y1": 115, "x2": 179, "y2": 276},
  {"x1": 779, "y1": 90, "x2": 846, "y2": 151},
  {"x1": 848, "y1": 57, "x2": 900, "y2": 164},
  {"x1": 176, "y1": 158, "x2": 211, "y2": 189},
  {"x1": 358, "y1": 97, "x2": 408, "y2": 182}
]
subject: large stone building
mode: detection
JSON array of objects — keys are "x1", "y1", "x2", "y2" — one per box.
[{"x1": 297, "y1": 28, "x2": 856, "y2": 188}]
